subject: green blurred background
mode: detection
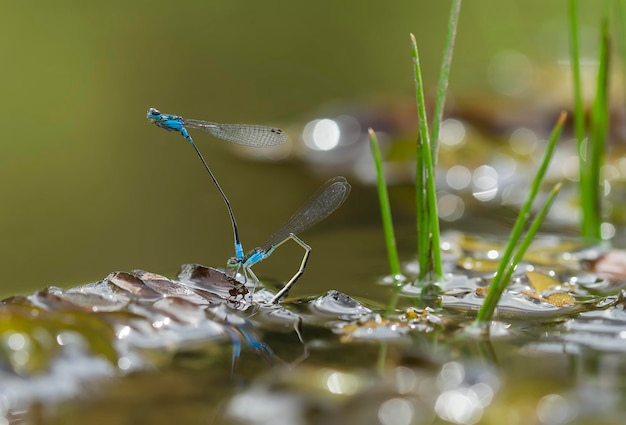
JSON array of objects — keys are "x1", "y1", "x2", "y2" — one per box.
[{"x1": 0, "y1": 1, "x2": 604, "y2": 297}]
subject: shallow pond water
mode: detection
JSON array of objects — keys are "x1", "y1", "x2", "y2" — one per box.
[{"x1": 3, "y1": 225, "x2": 626, "y2": 424}]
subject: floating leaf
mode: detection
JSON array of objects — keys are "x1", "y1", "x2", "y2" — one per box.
[
  {"x1": 544, "y1": 292, "x2": 576, "y2": 307},
  {"x1": 526, "y1": 271, "x2": 561, "y2": 293}
]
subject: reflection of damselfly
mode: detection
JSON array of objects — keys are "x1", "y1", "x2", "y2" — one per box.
[
  {"x1": 146, "y1": 107, "x2": 287, "y2": 263},
  {"x1": 228, "y1": 176, "x2": 351, "y2": 304}
]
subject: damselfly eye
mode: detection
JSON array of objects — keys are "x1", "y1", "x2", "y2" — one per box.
[{"x1": 149, "y1": 108, "x2": 160, "y2": 115}]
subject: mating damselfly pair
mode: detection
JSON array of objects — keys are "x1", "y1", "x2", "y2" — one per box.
[{"x1": 147, "y1": 108, "x2": 350, "y2": 304}]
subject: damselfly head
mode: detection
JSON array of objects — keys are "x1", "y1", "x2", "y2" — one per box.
[
  {"x1": 227, "y1": 257, "x2": 239, "y2": 268},
  {"x1": 146, "y1": 108, "x2": 161, "y2": 120}
]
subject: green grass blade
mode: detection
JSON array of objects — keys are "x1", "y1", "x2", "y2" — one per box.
[
  {"x1": 431, "y1": 0, "x2": 462, "y2": 162},
  {"x1": 427, "y1": 169, "x2": 443, "y2": 280},
  {"x1": 474, "y1": 182, "x2": 562, "y2": 327},
  {"x1": 568, "y1": 0, "x2": 594, "y2": 239},
  {"x1": 475, "y1": 112, "x2": 566, "y2": 324},
  {"x1": 368, "y1": 129, "x2": 402, "y2": 277},
  {"x1": 568, "y1": 0, "x2": 586, "y2": 145},
  {"x1": 368, "y1": 129, "x2": 404, "y2": 312},
  {"x1": 588, "y1": 16, "x2": 611, "y2": 241},
  {"x1": 416, "y1": 127, "x2": 430, "y2": 281},
  {"x1": 497, "y1": 183, "x2": 563, "y2": 295},
  {"x1": 412, "y1": 33, "x2": 432, "y2": 281},
  {"x1": 411, "y1": 33, "x2": 443, "y2": 281}
]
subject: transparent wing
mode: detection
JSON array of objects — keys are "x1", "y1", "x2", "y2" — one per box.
[
  {"x1": 183, "y1": 118, "x2": 287, "y2": 147},
  {"x1": 260, "y1": 176, "x2": 351, "y2": 252}
]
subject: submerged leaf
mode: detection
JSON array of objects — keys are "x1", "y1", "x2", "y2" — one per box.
[{"x1": 457, "y1": 256, "x2": 500, "y2": 273}]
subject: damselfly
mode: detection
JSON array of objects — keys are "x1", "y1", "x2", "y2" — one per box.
[
  {"x1": 146, "y1": 107, "x2": 287, "y2": 262},
  {"x1": 228, "y1": 176, "x2": 351, "y2": 304}
]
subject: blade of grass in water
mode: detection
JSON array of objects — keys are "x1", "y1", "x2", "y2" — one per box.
[
  {"x1": 411, "y1": 33, "x2": 442, "y2": 282},
  {"x1": 413, "y1": 38, "x2": 430, "y2": 282},
  {"x1": 588, "y1": 16, "x2": 611, "y2": 241},
  {"x1": 368, "y1": 129, "x2": 404, "y2": 313},
  {"x1": 495, "y1": 183, "x2": 563, "y2": 298},
  {"x1": 430, "y1": 0, "x2": 462, "y2": 163},
  {"x1": 568, "y1": 0, "x2": 593, "y2": 239},
  {"x1": 569, "y1": 0, "x2": 612, "y2": 242},
  {"x1": 474, "y1": 112, "x2": 567, "y2": 325},
  {"x1": 471, "y1": 183, "x2": 562, "y2": 332}
]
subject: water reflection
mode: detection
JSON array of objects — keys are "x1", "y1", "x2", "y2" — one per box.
[
  {"x1": 510, "y1": 127, "x2": 539, "y2": 155},
  {"x1": 324, "y1": 370, "x2": 360, "y2": 395},
  {"x1": 378, "y1": 398, "x2": 415, "y2": 425},
  {"x1": 440, "y1": 118, "x2": 467, "y2": 148},
  {"x1": 303, "y1": 118, "x2": 340, "y2": 151},
  {"x1": 222, "y1": 361, "x2": 500, "y2": 425},
  {"x1": 446, "y1": 165, "x2": 471, "y2": 190},
  {"x1": 438, "y1": 192, "x2": 464, "y2": 222}
]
